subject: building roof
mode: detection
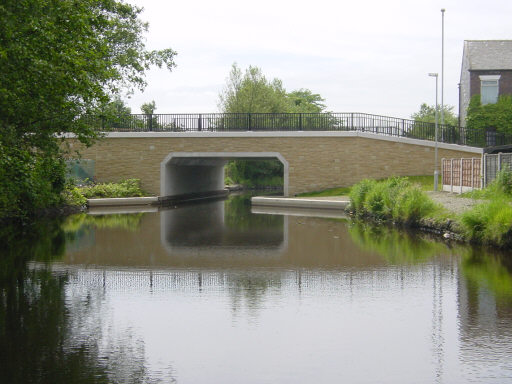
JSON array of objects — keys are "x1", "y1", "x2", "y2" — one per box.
[{"x1": 465, "y1": 40, "x2": 512, "y2": 70}]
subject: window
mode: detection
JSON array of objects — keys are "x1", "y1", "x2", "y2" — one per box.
[{"x1": 480, "y1": 75, "x2": 500, "y2": 104}]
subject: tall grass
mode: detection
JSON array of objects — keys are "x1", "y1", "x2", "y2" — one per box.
[
  {"x1": 349, "y1": 177, "x2": 441, "y2": 225},
  {"x1": 460, "y1": 197, "x2": 512, "y2": 247},
  {"x1": 459, "y1": 168, "x2": 512, "y2": 247}
]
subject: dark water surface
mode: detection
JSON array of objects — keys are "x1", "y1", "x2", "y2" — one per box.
[{"x1": 2, "y1": 195, "x2": 512, "y2": 383}]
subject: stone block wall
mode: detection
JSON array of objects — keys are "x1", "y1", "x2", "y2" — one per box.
[{"x1": 67, "y1": 133, "x2": 482, "y2": 196}]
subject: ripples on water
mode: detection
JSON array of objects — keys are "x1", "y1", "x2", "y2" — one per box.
[{"x1": 1, "y1": 195, "x2": 512, "y2": 383}]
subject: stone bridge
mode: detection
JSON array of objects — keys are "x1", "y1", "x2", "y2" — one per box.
[{"x1": 67, "y1": 130, "x2": 482, "y2": 197}]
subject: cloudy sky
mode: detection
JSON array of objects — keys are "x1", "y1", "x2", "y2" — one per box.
[{"x1": 126, "y1": 0, "x2": 512, "y2": 119}]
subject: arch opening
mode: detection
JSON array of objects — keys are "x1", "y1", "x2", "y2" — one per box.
[{"x1": 160, "y1": 152, "x2": 289, "y2": 198}]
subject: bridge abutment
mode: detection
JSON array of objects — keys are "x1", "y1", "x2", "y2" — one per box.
[{"x1": 66, "y1": 132, "x2": 482, "y2": 197}]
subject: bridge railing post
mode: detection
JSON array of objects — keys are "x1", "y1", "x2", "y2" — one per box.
[
  {"x1": 247, "y1": 113, "x2": 252, "y2": 131},
  {"x1": 198, "y1": 114, "x2": 202, "y2": 131}
]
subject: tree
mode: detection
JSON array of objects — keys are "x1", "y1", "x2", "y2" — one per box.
[
  {"x1": 287, "y1": 89, "x2": 326, "y2": 113},
  {"x1": 140, "y1": 101, "x2": 157, "y2": 115},
  {"x1": 101, "y1": 96, "x2": 132, "y2": 129},
  {"x1": 407, "y1": 103, "x2": 459, "y2": 142},
  {"x1": 0, "y1": 0, "x2": 176, "y2": 217},
  {"x1": 218, "y1": 63, "x2": 329, "y2": 186},
  {"x1": 411, "y1": 103, "x2": 458, "y2": 126}
]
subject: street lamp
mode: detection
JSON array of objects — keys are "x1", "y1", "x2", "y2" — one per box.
[
  {"x1": 429, "y1": 72, "x2": 439, "y2": 191},
  {"x1": 441, "y1": 8, "x2": 445, "y2": 126}
]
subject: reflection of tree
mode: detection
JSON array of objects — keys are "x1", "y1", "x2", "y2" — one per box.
[
  {"x1": 0, "y1": 219, "x2": 169, "y2": 383},
  {"x1": 62, "y1": 213, "x2": 144, "y2": 233},
  {"x1": 224, "y1": 195, "x2": 282, "y2": 230},
  {"x1": 347, "y1": 221, "x2": 450, "y2": 264},
  {"x1": 227, "y1": 272, "x2": 278, "y2": 320},
  {"x1": 461, "y1": 248, "x2": 512, "y2": 304}
]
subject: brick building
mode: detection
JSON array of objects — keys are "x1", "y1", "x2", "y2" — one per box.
[{"x1": 459, "y1": 40, "x2": 512, "y2": 127}]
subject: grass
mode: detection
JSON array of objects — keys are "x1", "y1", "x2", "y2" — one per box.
[
  {"x1": 297, "y1": 175, "x2": 434, "y2": 198},
  {"x1": 349, "y1": 176, "x2": 444, "y2": 225},
  {"x1": 298, "y1": 186, "x2": 351, "y2": 197}
]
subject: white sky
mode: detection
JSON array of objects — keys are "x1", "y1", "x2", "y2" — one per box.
[{"x1": 125, "y1": 0, "x2": 512, "y2": 119}]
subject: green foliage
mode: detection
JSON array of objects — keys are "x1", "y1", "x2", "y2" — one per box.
[
  {"x1": 225, "y1": 159, "x2": 284, "y2": 186},
  {"x1": 391, "y1": 185, "x2": 438, "y2": 223},
  {"x1": 218, "y1": 64, "x2": 291, "y2": 114},
  {"x1": 349, "y1": 179, "x2": 377, "y2": 212},
  {"x1": 0, "y1": 143, "x2": 66, "y2": 218},
  {"x1": 287, "y1": 89, "x2": 327, "y2": 113},
  {"x1": 62, "y1": 213, "x2": 144, "y2": 233},
  {"x1": 467, "y1": 95, "x2": 512, "y2": 134},
  {"x1": 411, "y1": 103, "x2": 458, "y2": 126},
  {"x1": 78, "y1": 179, "x2": 145, "y2": 199},
  {"x1": 461, "y1": 250, "x2": 512, "y2": 302},
  {"x1": 407, "y1": 103, "x2": 459, "y2": 141},
  {"x1": 61, "y1": 184, "x2": 88, "y2": 207},
  {"x1": 0, "y1": 0, "x2": 176, "y2": 217},
  {"x1": 460, "y1": 196, "x2": 512, "y2": 247},
  {"x1": 464, "y1": 168, "x2": 512, "y2": 200},
  {"x1": 141, "y1": 101, "x2": 157, "y2": 115},
  {"x1": 218, "y1": 63, "x2": 331, "y2": 186},
  {"x1": 349, "y1": 177, "x2": 441, "y2": 225}
]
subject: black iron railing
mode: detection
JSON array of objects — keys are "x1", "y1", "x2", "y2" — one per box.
[{"x1": 83, "y1": 112, "x2": 512, "y2": 148}]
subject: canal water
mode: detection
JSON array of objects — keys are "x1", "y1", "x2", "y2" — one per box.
[{"x1": 1, "y1": 194, "x2": 512, "y2": 383}]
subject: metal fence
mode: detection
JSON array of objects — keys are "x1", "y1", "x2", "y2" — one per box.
[
  {"x1": 82, "y1": 112, "x2": 512, "y2": 148},
  {"x1": 482, "y1": 152, "x2": 512, "y2": 187},
  {"x1": 442, "y1": 157, "x2": 482, "y2": 193}
]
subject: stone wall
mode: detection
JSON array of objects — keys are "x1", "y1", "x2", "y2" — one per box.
[{"x1": 67, "y1": 132, "x2": 482, "y2": 196}]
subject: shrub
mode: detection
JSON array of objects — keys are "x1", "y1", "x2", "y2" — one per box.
[{"x1": 79, "y1": 179, "x2": 145, "y2": 198}]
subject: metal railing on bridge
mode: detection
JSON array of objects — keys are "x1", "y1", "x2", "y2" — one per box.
[{"x1": 83, "y1": 112, "x2": 512, "y2": 148}]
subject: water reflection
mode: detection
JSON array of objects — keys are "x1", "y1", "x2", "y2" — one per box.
[
  {"x1": 1, "y1": 195, "x2": 512, "y2": 383},
  {"x1": 161, "y1": 195, "x2": 285, "y2": 250},
  {"x1": 0, "y1": 221, "x2": 170, "y2": 383}
]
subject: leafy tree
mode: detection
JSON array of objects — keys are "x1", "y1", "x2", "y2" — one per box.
[
  {"x1": 218, "y1": 64, "x2": 290, "y2": 114},
  {"x1": 411, "y1": 103, "x2": 458, "y2": 126},
  {"x1": 218, "y1": 63, "x2": 329, "y2": 186},
  {"x1": 0, "y1": 0, "x2": 176, "y2": 217},
  {"x1": 407, "y1": 103, "x2": 459, "y2": 142},
  {"x1": 101, "y1": 96, "x2": 133, "y2": 129},
  {"x1": 287, "y1": 89, "x2": 326, "y2": 113},
  {"x1": 140, "y1": 101, "x2": 157, "y2": 115}
]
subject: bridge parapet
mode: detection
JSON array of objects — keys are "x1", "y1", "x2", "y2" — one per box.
[{"x1": 83, "y1": 112, "x2": 512, "y2": 148}]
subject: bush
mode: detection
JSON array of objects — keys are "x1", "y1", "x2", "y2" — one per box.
[{"x1": 79, "y1": 179, "x2": 145, "y2": 198}]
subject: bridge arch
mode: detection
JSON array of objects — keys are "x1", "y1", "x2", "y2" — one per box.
[{"x1": 160, "y1": 152, "x2": 289, "y2": 197}]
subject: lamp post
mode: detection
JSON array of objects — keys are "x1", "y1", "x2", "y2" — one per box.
[
  {"x1": 441, "y1": 8, "x2": 445, "y2": 126},
  {"x1": 429, "y1": 72, "x2": 439, "y2": 191}
]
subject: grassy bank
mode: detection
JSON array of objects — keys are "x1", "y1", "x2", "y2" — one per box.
[
  {"x1": 349, "y1": 172, "x2": 512, "y2": 248},
  {"x1": 348, "y1": 177, "x2": 446, "y2": 226}
]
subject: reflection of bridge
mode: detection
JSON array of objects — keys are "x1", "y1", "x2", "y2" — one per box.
[{"x1": 69, "y1": 112, "x2": 483, "y2": 196}]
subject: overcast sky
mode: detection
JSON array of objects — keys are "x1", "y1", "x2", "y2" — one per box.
[{"x1": 125, "y1": 0, "x2": 512, "y2": 119}]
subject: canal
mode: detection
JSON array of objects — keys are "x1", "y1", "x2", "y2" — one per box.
[{"x1": 1, "y1": 194, "x2": 512, "y2": 383}]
